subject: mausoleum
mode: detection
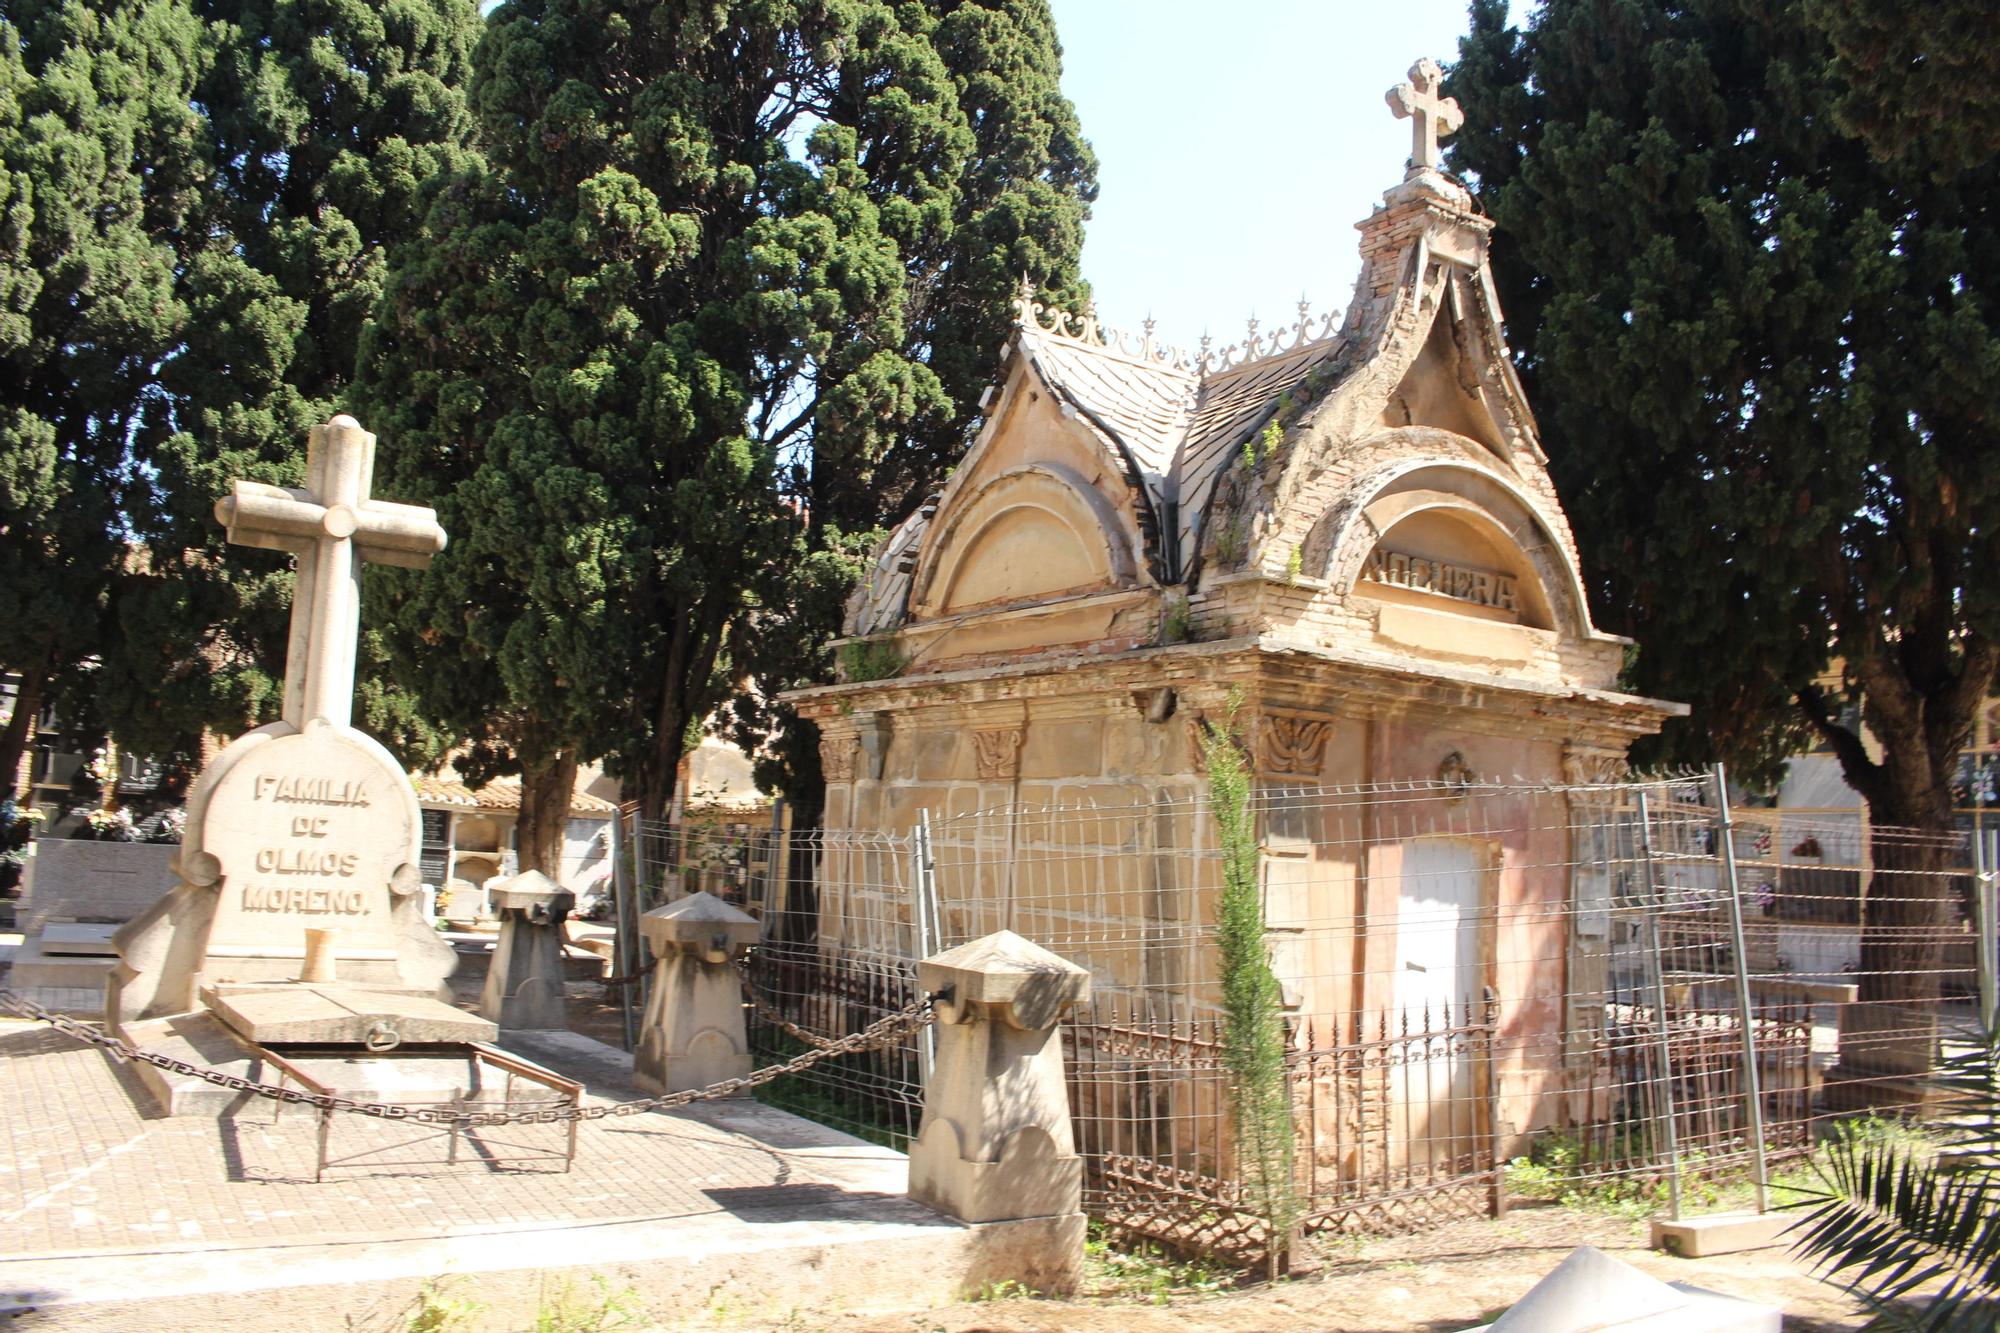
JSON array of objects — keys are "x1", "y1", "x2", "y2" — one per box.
[{"x1": 785, "y1": 61, "x2": 1684, "y2": 1145}]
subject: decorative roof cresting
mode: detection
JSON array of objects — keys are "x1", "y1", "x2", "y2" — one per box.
[{"x1": 1011, "y1": 278, "x2": 1342, "y2": 379}]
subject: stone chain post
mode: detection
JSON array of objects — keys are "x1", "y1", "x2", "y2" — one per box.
[
  {"x1": 480, "y1": 870, "x2": 575, "y2": 1030},
  {"x1": 909, "y1": 929, "x2": 1091, "y2": 1296},
  {"x1": 634, "y1": 891, "x2": 760, "y2": 1094}
]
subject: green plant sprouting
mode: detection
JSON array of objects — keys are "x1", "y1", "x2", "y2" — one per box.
[
  {"x1": 838, "y1": 636, "x2": 908, "y2": 683},
  {"x1": 1202, "y1": 695, "x2": 1299, "y2": 1277},
  {"x1": 1162, "y1": 594, "x2": 1195, "y2": 645}
]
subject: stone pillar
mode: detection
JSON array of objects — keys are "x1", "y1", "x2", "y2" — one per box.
[
  {"x1": 910, "y1": 930, "x2": 1091, "y2": 1296},
  {"x1": 634, "y1": 891, "x2": 759, "y2": 1093},
  {"x1": 479, "y1": 870, "x2": 575, "y2": 1030}
]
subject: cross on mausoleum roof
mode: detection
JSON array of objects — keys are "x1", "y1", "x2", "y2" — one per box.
[
  {"x1": 1386, "y1": 56, "x2": 1464, "y2": 174},
  {"x1": 214, "y1": 415, "x2": 446, "y2": 732}
]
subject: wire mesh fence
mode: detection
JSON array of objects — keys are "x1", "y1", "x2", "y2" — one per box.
[{"x1": 611, "y1": 772, "x2": 1989, "y2": 1260}]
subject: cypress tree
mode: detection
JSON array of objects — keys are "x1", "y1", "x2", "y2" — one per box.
[
  {"x1": 1449, "y1": 0, "x2": 2000, "y2": 1064},
  {"x1": 354, "y1": 0, "x2": 1096, "y2": 866},
  {"x1": 0, "y1": 2, "x2": 207, "y2": 793},
  {"x1": 723, "y1": 0, "x2": 1097, "y2": 823},
  {"x1": 96, "y1": 0, "x2": 483, "y2": 762}
]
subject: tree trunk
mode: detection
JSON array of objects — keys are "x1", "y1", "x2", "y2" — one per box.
[
  {"x1": 515, "y1": 747, "x2": 579, "y2": 879},
  {"x1": 0, "y1": 666, "x2": 45, "y2": 804},
  {"x1": 1836, "y1": 785, "x2": 1963, "y2": 1105}
]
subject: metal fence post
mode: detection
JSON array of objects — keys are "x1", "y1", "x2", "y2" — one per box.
[
  {"x1": 1976, "y1": 829, "x2": 1998, "y2": 1041},
  {"x1": 1712, "y1": 764, "x2": 1770, "y2": 1214},
  {"x1": 1634, "y1": 789, "x2": 1683, "y2": 1221},
  {"x1": 608, "y1": 804, "x2": 638, "y2": 1052},
  {"x1": 910, "y1": 810, "x2": 940, "y2": 1086}
]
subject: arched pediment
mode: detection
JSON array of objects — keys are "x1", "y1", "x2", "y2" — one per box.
[
  {"x1": 1306, "y1": 457, "x2": 1593, "y2": 638},
  {"x1": 908, "y1": 463, "x2": 1137, "y2": 619}
]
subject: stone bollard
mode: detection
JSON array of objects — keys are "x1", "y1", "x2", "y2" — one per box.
[
  {"x1": 634, "y1": 891, "x2": 760, "y2": 1094},
  {"x1": 479, "y1": 870, "x2": 575, "y2": 1030},
  {"x1": 910, "y1": 929, "x2": 1091, "y2": 1296}
]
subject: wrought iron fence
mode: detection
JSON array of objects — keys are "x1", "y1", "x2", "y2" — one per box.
[{"x1": 603, "y1": 771, "x2": 1986, "y2": 1265}]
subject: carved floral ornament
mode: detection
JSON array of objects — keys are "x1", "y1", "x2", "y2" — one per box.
[
  {"x1": 1562, "y1": 743, "x2": 1629, "y2": 788},
  {"x1": 1260, "y1": 713, "x2": 1335, "y2": 779},
  {"x1": 819, "y1": 735, "x2": 857, "y2": 783},
  {"x1": 1183, "y1": 710, "x2": 1334, "y2": 779},
  {"x1": 972, "y1": 727, "x2": 1025, "y2": 781}
]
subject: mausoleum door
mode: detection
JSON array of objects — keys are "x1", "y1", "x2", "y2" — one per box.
[{"x1": 1390, "y1": 837, "x2": 1488, "y2": 1167}]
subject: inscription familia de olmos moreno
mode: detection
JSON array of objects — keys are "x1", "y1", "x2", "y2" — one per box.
[
  {"x1": 1362, "y1": 547, "x2": 1519, "y2": 614},
  {"x1": 238, "y1": 772, "x2": 375, "y2": 915}
]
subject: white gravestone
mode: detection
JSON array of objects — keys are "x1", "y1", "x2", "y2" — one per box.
[{"x1": 109, "y1": 416, "x2": 459, "y2": 1026}]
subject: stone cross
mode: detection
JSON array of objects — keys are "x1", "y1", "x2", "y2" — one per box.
[
  {"x1": 214, "y1": 415, "x2": 446, "y2": 731},
  {"x1": 1386, "y1": 57, "x2": 1464, "y2": 173}
]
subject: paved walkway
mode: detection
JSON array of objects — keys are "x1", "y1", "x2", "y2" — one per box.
[{"x1": 0, "y1": 1017, "x2": 968, "y2": 1328}]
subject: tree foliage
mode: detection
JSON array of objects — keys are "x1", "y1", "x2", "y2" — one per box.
[
  {"x1": 1805, "y1": 0, "x2": 2000, "y2": 178},
  {"x1": 1448, "y1": 0, "x2": 2000, "y2": 831},
  {"x1": 723, "y1": 0, "x2": 1095, "y2": 818},
  {"x1": 0, "y1": 1, "x2": 207, "y2": 792},
  {"x1": 355, "y1": 0, "x2": 1096, "y2": 856},
  {"x1": 95, "y1": 0, "x2": 483, "y2": 762}
]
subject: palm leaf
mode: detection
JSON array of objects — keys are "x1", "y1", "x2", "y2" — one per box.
[{"x1": 1789, "y1": 1035, "x2": 2000, "y2": 1331}]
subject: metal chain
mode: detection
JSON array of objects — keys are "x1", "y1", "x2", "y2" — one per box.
[
  {"x1": 0, "y1": 985, "x2": 934, "y2": 1128},
  {"x1": 733, "y1": 956, "x2": 840, "y2": 1050},
  {"x1": 599, "y1": 951, "x2": 887, "y2": 1054}
]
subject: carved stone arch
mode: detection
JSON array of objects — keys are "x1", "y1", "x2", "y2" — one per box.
[
  {"x1": 907, "y1": 462, "x2": 1139, "y2": 619},
  {"x1": 1307, "y1": 456, "x2": 1593, "y2": 637}
]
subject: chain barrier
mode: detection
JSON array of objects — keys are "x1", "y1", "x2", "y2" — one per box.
[
  {"x1": 597, "y1": 949, "x2": 879, "y2": 1054},
  {"x1": 0, "y1": 985, "x2": 935, "y2": 1128}
]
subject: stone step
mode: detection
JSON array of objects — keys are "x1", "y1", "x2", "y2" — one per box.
[{"x1": 2, "y1": 1183, "x2": 1036, "y2": 1332}]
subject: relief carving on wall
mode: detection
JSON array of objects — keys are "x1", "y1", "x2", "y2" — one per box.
[
  {"x1": 973, "y1": 727, "x2": 1025, "y2": 781},
  {"x1": 1561, "y1": 742, "x2": 1628, "y2": 788},
  {"x1": 819, "y1": 736, "x2": 857, "y2": 783},
  {"x1": 1260, "y1": 712, "x2": 1335, "y2": 779}
]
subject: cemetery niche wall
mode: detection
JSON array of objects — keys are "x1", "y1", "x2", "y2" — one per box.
[{"x1": 785, "y1": 60, "x2": 1686, "y2": 1149}]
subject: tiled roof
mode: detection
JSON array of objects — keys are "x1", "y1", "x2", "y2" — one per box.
[
  {"x1": 414, "y1": 775, "x2": 617, "y2": 817},
  {"x1": 845, "y1": 297, "x2": 1355, "y2": 635},
  {"x1": 1013, "y1": 297, "x2": 1352, "y2": 568}
]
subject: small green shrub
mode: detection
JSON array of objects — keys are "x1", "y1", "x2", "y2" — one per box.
[
  {"x1": 403, "y1": 1279, "x2": 480, "y2": 1333},
  {"x1": 838, "y1": 636, "x2": 907, "y2": 682},
  {"x1": 1085, "y1": 1226, "x2": 1232, "y2": 1305},
  {"x1": 1162, "y1": 594, "x2": 1195, "y2": 644},
  {"x1": 533, "y1": 1276, "x2": 640, "y2": 1332}
]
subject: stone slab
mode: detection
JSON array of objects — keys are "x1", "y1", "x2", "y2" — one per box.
[
  {"x1": 17, "y1": 840, "x2": 179, "y2": 936},
  {"x1": 1651, "y1": 1211, "x2": 1793, "y2": 1258},
  {"x1": 204, "y1": 984, "x2": 498, "y2": 1046},
  {"x1": 5, "y1": 934, "x2": 117, "y2": 990},
  {"x1": 117, "y1": 1010, "x2": 277, "y2": 1115},
  {"x1": 40, "y1": 922, "x2": 120, "y2": 955}
]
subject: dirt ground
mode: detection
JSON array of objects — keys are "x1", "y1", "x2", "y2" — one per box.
[{"x1": 797, "y1": 1208, "x2": 1871, "y2": 1333}]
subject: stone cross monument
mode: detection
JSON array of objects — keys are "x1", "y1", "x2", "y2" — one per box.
[
  {"x1": 1386, "y1": 56, "x2": 1464, "y2": 175},
  {"x1": 109, "y1": 416, "x2": 462, "y2": 1029}
]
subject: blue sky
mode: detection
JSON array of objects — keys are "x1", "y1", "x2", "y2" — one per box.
[{"x1": 1046, "y1": 0, "x2": 1508, "y2": 350}]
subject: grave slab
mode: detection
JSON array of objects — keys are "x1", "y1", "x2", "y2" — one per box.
[
  {"x1": 1651, "y1": 1211, "x2": 1793, "y2": 1258},
  {"x1": 40, "y1": 922, "x2": 119, "y2": 955},
  {"x1": 204, "y1": 983, "x2": 497, "y2": 1046}
]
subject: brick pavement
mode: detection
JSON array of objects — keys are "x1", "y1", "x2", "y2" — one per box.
[{"x1": 0, "y1": 1016, "x2": 913, "y2": 1262}]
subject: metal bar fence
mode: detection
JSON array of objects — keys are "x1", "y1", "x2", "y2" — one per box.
[{"x1": 621, "y1": 776, "x2": 1978, "y2": 1261}]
